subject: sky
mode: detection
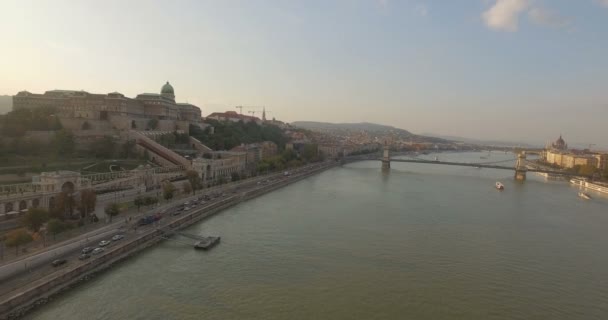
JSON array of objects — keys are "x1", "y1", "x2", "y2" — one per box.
[{"x1": 0, "y1": 0, "x2": 607, "y2": 147}]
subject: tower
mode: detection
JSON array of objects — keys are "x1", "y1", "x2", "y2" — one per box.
[
  {"x1": 262, "y1": 107, "x2": 266, "y2": 121},
  {"x1": 382, "y1": 140, "x2": 390, "y2": 170},
  {"x1": 160, "y1": 81, "x2": 175, "y2": 101}
]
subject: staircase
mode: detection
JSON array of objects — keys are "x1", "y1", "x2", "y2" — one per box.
[{"x1": 130, "y1": 131, "x2": 192, "y2": 169}]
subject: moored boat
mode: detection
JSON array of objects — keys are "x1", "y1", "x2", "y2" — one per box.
[
  {"x1": 194, "y1": 236, "x2": 221, "y2": 250},
  {"x1": 495, "y1": 182, "x2": 504, "y2": 190},
  {"x1": 578, "y1": 192, "x2": 591, "y2": 200}
]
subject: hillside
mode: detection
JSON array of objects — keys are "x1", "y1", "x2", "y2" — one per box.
[
  {"x1": 0, "y1": 95, "x2": 12, "y2": 114},
  {"x1": 292, "y1": 121, "x2": 412, "y2": 134},
  {"x1": 291, "y1": 121, "x2": 448, "y2": 143},
  {"x1": 420, "y1": 133, "x2": 537, "y2": 148}
]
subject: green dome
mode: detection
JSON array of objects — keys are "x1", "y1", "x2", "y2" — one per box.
[{"x1": 161, "y1": 81, "x2": 174, "y2": 95}]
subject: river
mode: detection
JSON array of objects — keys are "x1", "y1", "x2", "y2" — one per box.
[{"x1": 26, "y1": 152, "x2": 608, "y2": 319}]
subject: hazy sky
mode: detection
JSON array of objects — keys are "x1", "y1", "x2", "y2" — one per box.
[{"x1": 1, "y1": 0, "x2": 607, "y2": 147}]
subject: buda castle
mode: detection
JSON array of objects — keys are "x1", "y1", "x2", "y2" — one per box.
[{"x1": 12, "y1": 81, "x2": 202, "y2": 132}]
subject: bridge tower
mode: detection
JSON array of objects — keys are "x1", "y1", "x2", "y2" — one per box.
[
  {"x1": 382, "y1": 140, "x2": 390, "y2": 170},
  {"x1": 514, "y1": 151, "x2": 527, "y2": 181}
]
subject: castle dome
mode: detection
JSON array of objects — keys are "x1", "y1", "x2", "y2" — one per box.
[{"x1": 161, "y1": 81, "x2": 174, "y2": 95}]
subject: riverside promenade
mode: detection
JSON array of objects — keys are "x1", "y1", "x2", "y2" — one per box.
[{"x1": 0, "y1": 161, "x2": 337, "y2": 319}]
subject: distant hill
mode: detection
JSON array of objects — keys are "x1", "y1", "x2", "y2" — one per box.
[
  {"x1": 292, "y1": 121, "x2": 449, "y2": 143},
  {"x1": 0, "y1": 95, "x2": 12, "y2": 114},
  {"x1": 292, "y1": 121, "x2": 412, "y2": 134},
  {"x1": 420, "y1": 133, "x2": 537, "y2": 148}
]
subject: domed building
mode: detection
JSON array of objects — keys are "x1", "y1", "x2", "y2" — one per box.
[
  {"x1": 551, "y1": 135, "x2": 568, "y2": 151},
  {"x1": 160, "y1": 81, "x2": 175, "y2": 101},
  {"x1": 13, "y1": 81, "x2": 202, "y2": 131}
]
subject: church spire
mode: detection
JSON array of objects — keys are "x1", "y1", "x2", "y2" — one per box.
[{"x1": 262, "y1": 106, "x2": 266, "y2": 121}]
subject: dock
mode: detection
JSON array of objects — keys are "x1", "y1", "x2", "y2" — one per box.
[{"x1": 159, "y1": 230, "x2": 221, "y2": 250}]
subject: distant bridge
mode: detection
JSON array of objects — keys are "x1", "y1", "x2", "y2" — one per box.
[{"x1": 385, "y1": 158, "x2": 576, "y2": 177}]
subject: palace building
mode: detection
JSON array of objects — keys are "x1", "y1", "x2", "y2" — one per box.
[{"x1": 12, "y1": 81, "x2": 202, "y2": 132}]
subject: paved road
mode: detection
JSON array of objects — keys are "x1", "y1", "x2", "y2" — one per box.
[{"x1": 0, "y1": 162, "x2": 333, "y2": 300}]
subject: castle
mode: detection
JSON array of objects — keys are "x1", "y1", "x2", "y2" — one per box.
[{"x1": 12, "y1": 81, "x2": 202, "y2": 132}]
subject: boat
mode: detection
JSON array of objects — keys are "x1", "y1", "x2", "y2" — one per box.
[
  {"x1": 578, "y1": 192, "x2": 591, "y2": 200},
  {"x1": 434, "y1": 156, "x2": 439, "y2": 161},
  {"x1": 194, "y1": 236, "x2": 221, "y2": 250},
  {"x1": 495, "y1": 182, "x2": 504, "y2": 190}
]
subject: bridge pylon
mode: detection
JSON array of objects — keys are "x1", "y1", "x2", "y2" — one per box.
[
  {"x1": 514, "y1": 151, "x2": 527, "y2": 181},
  {"x1": 382, "y1": 141, "x2": 390, "y2": 170}
]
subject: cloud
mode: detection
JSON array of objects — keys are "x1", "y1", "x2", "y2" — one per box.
[
  {"x1": 596, "y1": 0, "x2": 608, "y2": 7},
  {"x1": 482, "y1": 0, "x2": 530, "y2": 32},
  {"x1": 528, "y1": 7, "x2": 571, "y2": 29},
  {"x1": 415, "y1": 4, "x2": 428, "y2": 17}
]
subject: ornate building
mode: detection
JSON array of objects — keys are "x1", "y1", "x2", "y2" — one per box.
[{"x1": 12, "y1": 81, "x2": 202, "y2": 131}]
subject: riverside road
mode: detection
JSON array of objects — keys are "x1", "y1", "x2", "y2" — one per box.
[{"x1": 0, "y1": 161, "x2": 334, "y2": 312}]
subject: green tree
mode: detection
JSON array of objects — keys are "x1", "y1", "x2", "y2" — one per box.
[
  {"x1": 182, "y1": 181, "x2": 193, "y2": 195},
  {"x1": 5, "y1": 228, "x2": 33, "y2": 256},
  {"x1": 47, "y1": 218, "x2": 68, "y2": 240},
  {"x1": 79, "y1": 189, "x2": 97, "y2": 220},
  {"x1": 104, "y1": 203, "x2": 120, "y2": 222},
  {"x1": 53, "y1": 129, "x2": 75, "y2": 157},
  {"x1": 134, "y1": 196, "x2": 144, "y2": 212},
  {"x1": 301, "y1": 144, "x2": 318, "y2": 162},
  {"x1": 21, "y1": 208, "x2": 49, "y2": 233},
  {"x1": 148, "y1": 118, "x2": 158, "y2": 130},
  {"x1": 163, "y1": 182, "x2": 176, "y2": 201},
  {"x1": 186, "y1": 170, "x2": 203, "y2": 193}
]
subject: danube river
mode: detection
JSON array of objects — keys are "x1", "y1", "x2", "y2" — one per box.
[{"x1": 27, "y1": 152, "x2": 608, "y2": 320}]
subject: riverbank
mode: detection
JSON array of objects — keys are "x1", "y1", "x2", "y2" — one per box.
[{"x1": 0, "y1": 161, "x2": 338, "y2": 319}]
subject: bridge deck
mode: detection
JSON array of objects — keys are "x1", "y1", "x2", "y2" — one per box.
[{"x1": 383, "y1": 159, "x2": 574, "y2": 176}]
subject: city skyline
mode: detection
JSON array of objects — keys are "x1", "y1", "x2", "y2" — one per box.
[{"x1": 1, "y1": 0, "x2": 607, "y2": 147}]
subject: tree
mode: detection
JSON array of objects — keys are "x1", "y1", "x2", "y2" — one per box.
[
  {"x1": 186, "y1": 170, "x2": 203, "y2": 193},
  {"x1": 134, "y1": 196, "x2": 144, "y2": 212},
  {"x1": 301, "y1": 144, "x2": 319, "y2": 162},
  {"x1": 144, "y1": 197, "x2": 157, "y2": 207},
  {"x1": 21, "y1": 208, "x2": 49, "y2": 233},
  {"x1": 95, "y1": 136, "x2": 117, "y2": 158},
  {"x1": 53, "y1": 129, "x2": 75, "y2": 157},
  {"x1": 163, "y1": 182, "x2": 176, "y2": 201},
  {"x1": 79, "y1": 189, "x2": 97, "y2": 219},
  {"x1": 104, "y1": 203, "x2": 120, "y2": 222},
  {"x1": 231, "y1": 172, "x2": 241, "y2": 182},
  {"x1": 182, "y1": 181, "x2": 193, "y2": 194},
  {"x1": 148, "y1": 118, "x2": 158, "y2": 130},
  {"x1": 53, "y1": 191, "x2": 76, "y2": 219},
  {"x1": 5, "y1": 229, "x2": 33, "y2": 256},
  {"x1": 578, "y1": 164, "x2": 596, "y2": 177},
  {"x1": 47, "y1": 218, "x2": 69, "y2": 240}
]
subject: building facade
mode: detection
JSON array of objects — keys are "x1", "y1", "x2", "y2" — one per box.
[{"x1": 13, "y1": 82, "x2": 202, "y2": 131}]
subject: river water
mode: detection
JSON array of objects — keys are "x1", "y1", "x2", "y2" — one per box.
[{"x1": 27, "y1": 152, "x2": 608, "y2": 320}]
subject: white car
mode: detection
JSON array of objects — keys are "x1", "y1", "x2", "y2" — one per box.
[
  {"x1": 98, "y1": 240, "x2": 111, "y2": 247},
  {"x1": 184, "y1": 206, "x2": 190, "y2": 211},
  {"x1": 92, "y1": 248, "x2": 105, "y2": 255},
  {"x1": 111, "y1": 234, "x2": 124, "y2": 241}
]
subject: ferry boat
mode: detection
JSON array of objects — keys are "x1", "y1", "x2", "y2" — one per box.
[
  {"x1": 571, "y1": 179, "x2": 608, "y2": 195},
  {"x1": 194, "y1": 236, "x2": 221, "y2": 250},
  {"x1": 495, "y1": 182, "x2": 504, "y2": 190},
  {"x1": 578, "y1": 192, "x2": 592, "y2": 200}
]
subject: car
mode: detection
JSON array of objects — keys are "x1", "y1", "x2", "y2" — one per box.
[
  {"x1": 79, "y1": 254, "x2": 91, "y2": 260},
  {"x1": 98, "y1": 240, "x2": 111, "y2": 247},
  {"x1": 111, "y1": 234, "x2": 125, "y2": 241},
  {"x1": 172, "y1": 210, "x2": 182, "y2": 216},
  {"x1": 183, "y1": 202, "x2": 190, "y2": 206},
  {"x1": 52, "y1": 259, "x2": 67, "y2": 267},
  {"x1": 92, "y1": 248, "x2": 105, "y2": 255},
  {"x1": 183, "y1": 206, "x2": 190, "y2": 211},
  {"x1": 81, "y1": 247, "x2": 94, "y2": 254}
]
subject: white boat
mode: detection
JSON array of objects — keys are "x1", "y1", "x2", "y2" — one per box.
[
  {"x1": 495, "y1": 182, "x2": 504, "y2": 190},
  {"x1": 578, "y1": 192, "x2": 591, "y2": 200}
]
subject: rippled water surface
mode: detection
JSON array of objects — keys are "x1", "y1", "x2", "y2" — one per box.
[{"x1": 28, "y1": 152, "x2": 608, "y2": 320}]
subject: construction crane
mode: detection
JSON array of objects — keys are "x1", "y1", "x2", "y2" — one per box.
[
  {"x1": 247, "y1": 110, "x2": 257, "y2": 117},
  {"x1": 235, "y1": 106, "x2": 244, "y2": 114}
]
